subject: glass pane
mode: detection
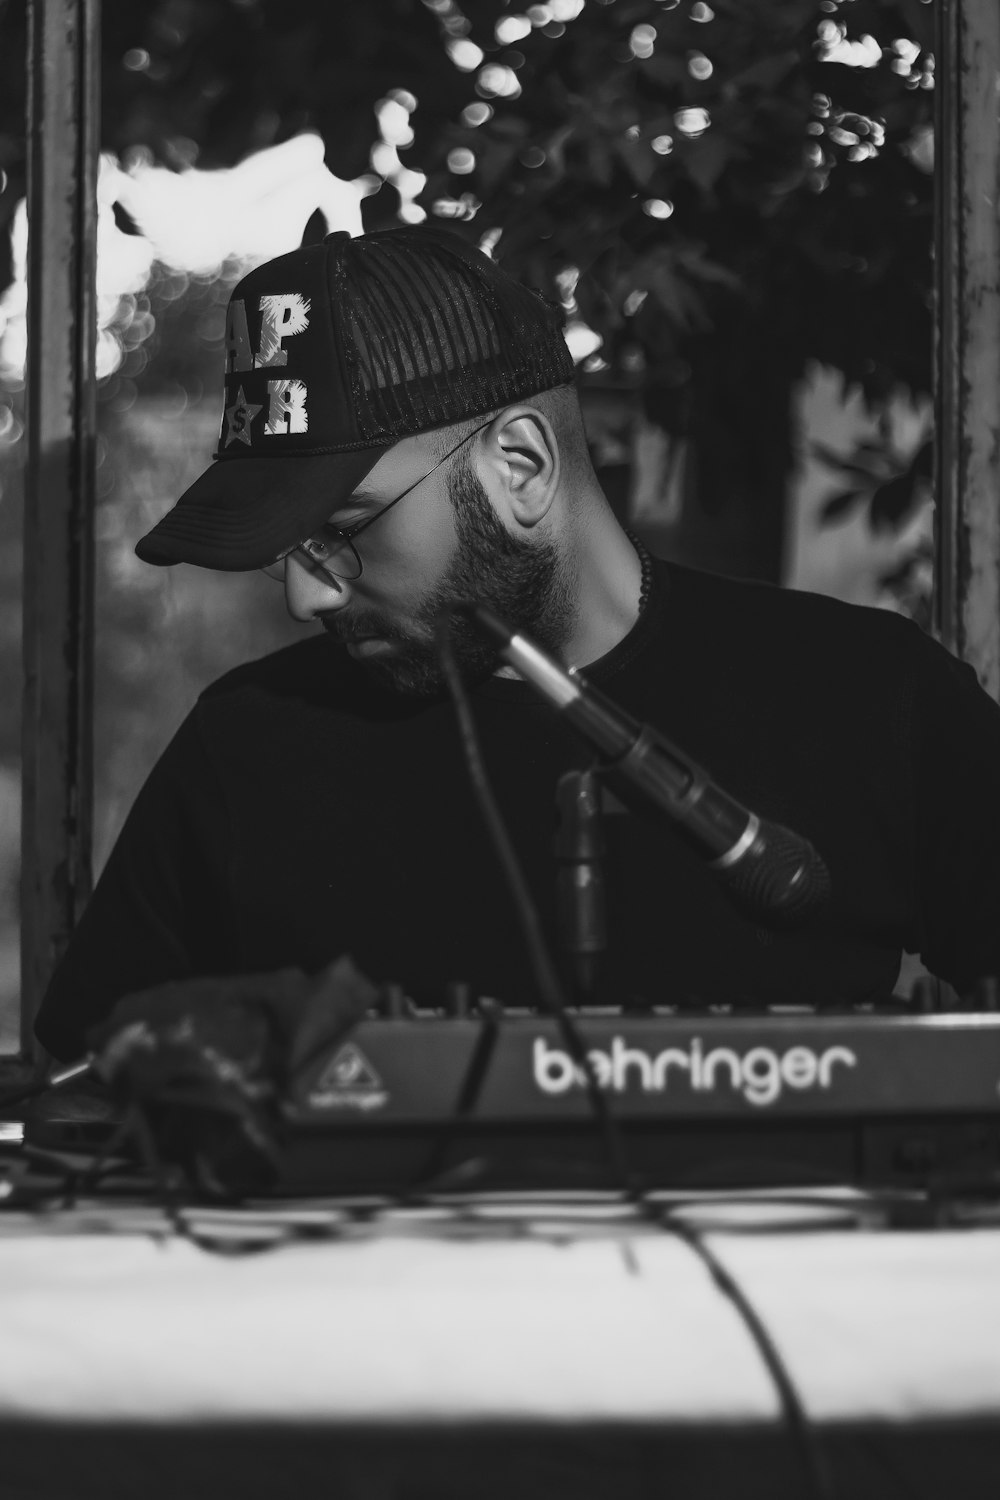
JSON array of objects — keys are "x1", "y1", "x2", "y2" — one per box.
[
  {"x1": 0, "y1": 354, "x2": 22, "y2": 1055},
  {"x1": 93, "y1": 257, "x2": 302, "y2": 871}
]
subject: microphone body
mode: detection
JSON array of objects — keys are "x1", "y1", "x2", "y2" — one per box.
[{"x1": 470, "y1": 607, "x2": 830, "y2": 929}]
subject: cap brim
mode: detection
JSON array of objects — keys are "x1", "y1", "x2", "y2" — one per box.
[{"x1": 135, "y1": 445, "x2": 392, "y2": 571}]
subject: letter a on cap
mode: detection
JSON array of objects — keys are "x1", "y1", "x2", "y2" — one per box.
[{"x1": 225, "y1": 300, "x2": 253, "y2": 373}]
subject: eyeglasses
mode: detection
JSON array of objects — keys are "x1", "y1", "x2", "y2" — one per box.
[{"x1": 261, "y1": 419, "x2": 493, "y2": 583}]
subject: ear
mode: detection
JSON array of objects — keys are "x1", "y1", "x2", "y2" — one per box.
[{"x1": 479, "y1": 406, "x2": 560, "y2": 527}]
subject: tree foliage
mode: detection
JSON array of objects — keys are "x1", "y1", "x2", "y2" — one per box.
[
  {"x1": 0, "y1": 0, "x2": 937, "y2": 579},
  {"x1": 428, "y1": 0, "x2": 935, "y2": 404},
  {"x1": 423, "y1": 0, "x2": 934, "y2": 578}
]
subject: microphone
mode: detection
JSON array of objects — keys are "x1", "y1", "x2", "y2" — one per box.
[{"x1": 467, "y1": 604, "x2": 830, "y2": 930}]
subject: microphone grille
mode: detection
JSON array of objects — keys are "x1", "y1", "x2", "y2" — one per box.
[{"x1": 721, "y1": 820, "x2": 831, "y2": 931}]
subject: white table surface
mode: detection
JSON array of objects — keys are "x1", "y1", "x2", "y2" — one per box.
[{"x1": 1, "y1": 1206, "x2": 997, "y2": 1429}]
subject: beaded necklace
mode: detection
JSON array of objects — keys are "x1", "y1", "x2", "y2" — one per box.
[{"x1": 626, "y1": 530, "x2": 654, "y2": 619}]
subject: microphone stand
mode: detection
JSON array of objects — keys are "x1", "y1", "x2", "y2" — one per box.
[{"x1": 554, "y1": 768, "x2": 607, "y2": 1005}]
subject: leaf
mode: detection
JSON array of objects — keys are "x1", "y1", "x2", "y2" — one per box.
[
  {"x1": 614, "y1": 135, "x2": 657, "y2": 189},
  {"x1": 642, "y1": 257, "x2": 712, "y2": 334},
  {"x1": 819, "y1": 488, "x2": 865, "y2": 524},
  {"x1": 111, "y1": 201, "x2": 143, "y2": 237},
  {"x1": 893, "y1": 0, "x2": 936, "y2": 53},
  {"x1": 638, "y1": 53, "x2": 688, "y2": 90},
  {"x1": 727, "y1": 50, "x2": 801, "y2": 95},
  {"x1": 810, "y1": 441, "x2": 886, "y2": 482},
  {"x1": 869, "y1": 477, "x2": 917, "y2": 537},
  {"x1": 869, "y1": 469, "x2": 927, "y2": 534},
  {"x1": 679, "y1": 133, "x2": 738, "y2": 197},
  {"x1": 671, "y1": 245, "x2": 743, "y2": 291}
]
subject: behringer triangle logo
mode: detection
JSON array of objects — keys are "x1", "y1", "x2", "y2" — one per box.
[{"x1": 308, "y1": 1043, "x2": 388, "y2": 1111}]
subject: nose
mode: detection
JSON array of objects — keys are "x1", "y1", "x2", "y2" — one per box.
[{"x1": 283, "y1": 554, "x2": 352, "y2": 622}]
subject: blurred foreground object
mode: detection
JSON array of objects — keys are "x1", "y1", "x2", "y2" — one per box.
[{"x1": 88, "y1": 955, "x2": 377, "y2": 1196}]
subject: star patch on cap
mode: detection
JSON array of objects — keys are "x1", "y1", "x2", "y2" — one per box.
[{"x1": 224, "y1": 387, "x2": 263, "y2": 448}]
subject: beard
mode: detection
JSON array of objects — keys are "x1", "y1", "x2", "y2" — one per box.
[{"x1": 322, "y1": 456, "x2": 574, "y2": 697}]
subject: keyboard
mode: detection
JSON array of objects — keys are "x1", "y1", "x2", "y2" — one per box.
[{"x1": 277, "y1": 1012, "x2": 1000, "y2": 1194}]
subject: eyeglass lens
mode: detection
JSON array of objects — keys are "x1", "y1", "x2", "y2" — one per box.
[{"x1": 261, "y1": 535, "x2": 362, "y2": 582}]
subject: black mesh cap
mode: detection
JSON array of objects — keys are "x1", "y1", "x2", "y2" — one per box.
[{"x1": 135, "y1": 226, "x2": 575, "y2": 570}]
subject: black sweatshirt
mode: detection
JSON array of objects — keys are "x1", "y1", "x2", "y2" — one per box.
[{"x1": 35, "y1": 560, "x2": 1000, "y2": 1060}]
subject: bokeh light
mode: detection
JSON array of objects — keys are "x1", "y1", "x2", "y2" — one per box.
[
  {"x1": 447, "y1": 37, "x2": 485, "y2": 71},
  {"x1": 0, "y1": 136, "x2": 369, "y2": 388},
  {"x1": 674, "y1": 107, "x2": 711, "y2": 138},
  {"x1": 476, "y1": 64, "x2": 522, "y2": 99},
  {"x1": 630, "y1": 25, "x2": 657, "y2": 60},
  {"x1": 495, "y1": 15, "x2": 532, "y2": 44}
]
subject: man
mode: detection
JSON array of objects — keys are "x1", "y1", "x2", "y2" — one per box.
[{"x1": 35, "y1": 226, "x2": 1000, "y2": 1062}]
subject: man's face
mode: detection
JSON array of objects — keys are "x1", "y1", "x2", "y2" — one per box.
[{"x1": 292, "y1": 436, "x2": 572, "y2": 697}]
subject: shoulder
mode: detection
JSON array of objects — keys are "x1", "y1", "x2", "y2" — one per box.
[
  {"x1": 647, "y1": 560, "x2": 976, "y2": 746},
  {"x1": 196, "y1": 632, "x2": 358, "y2": 713},
  {"x1": 658, "y1": 559, "x2": 930, "y2": 670},
  {"x1": 184, "y1": 634, "x2": 378, "y2": 761}
]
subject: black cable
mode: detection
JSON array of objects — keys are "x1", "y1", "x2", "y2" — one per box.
[
  {"x1": 0, "y1": 1076, "x2": 56, "y2": 1111},
  {"x1": 75, "y1": 1108, "x2": 145, "y2": 1198},
  {"x1": 435, "y1": 611, "x2": 634, "y2": 1195},
  {"x1": 438, "y1": 608, "x2": 836, "y2": 1500},
  {"x1": 658, "y1": 1207, "x2": 838, "y2": 1500},
  {"x1": 407, "y1": 1004, "x2": 502, "y2": 1194},
  {"x1": 127, "y1": 1104, "x2": 272, "y2": 1257},
  {"x1": 0, "y1": 1059, "x2": 93, "y2": 1114}
]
